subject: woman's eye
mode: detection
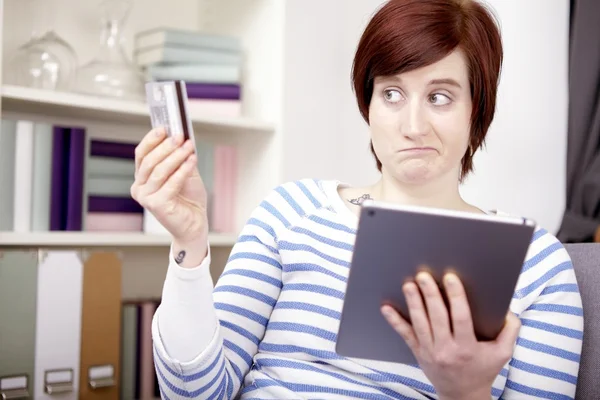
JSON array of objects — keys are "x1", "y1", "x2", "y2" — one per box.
[
  {"x1": 383, "y1": 89, "x2": 402, "y2": 103},
  {"x1": 429, "y1": 93, "x2": 451, "y2": 106}
]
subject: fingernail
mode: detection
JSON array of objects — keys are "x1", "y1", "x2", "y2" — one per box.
[
  {"x1": 381, "y1": 306, "x2": 394, "y2": 318},
  {"x1": 403, "y1": 282, "x2": 416, "y2": 295},
  {"x1": 445, "y1": 273, "x2": 458, "y2": 287},
  {"x1": 416, "y1": 273, "x2": 428, "y2": 286},
  {"x1": 155, "y1": 128, "x2": 163, "y2": 137}
]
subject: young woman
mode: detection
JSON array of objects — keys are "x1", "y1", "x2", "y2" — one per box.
[{"x1": 131, "y1": 0, "x2": 583, "y2": 398}]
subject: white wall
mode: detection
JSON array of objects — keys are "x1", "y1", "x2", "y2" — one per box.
[
  {"x1": 459, "y1": 0, "x2": 569, "y2": 234},
  {"x1": 3, "y1": 0, "x2": 202, "y2": 74},
  {"x1": 282, "y1": 1, "x2": 355, "y2": 183},
  {"x1": 282, "y1": 0, "x2": 381, "y2": 186},
  {"x1": 282, "y1": 0, "x2": 569, "y2": 234}
]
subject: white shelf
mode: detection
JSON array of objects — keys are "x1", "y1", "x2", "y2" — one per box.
[
  {"x1": 0, "y1": 84, "x2": 275, "y2": 135},
  {"x1": 0, "y1": 231, "x2": 238, "y2": 247}
]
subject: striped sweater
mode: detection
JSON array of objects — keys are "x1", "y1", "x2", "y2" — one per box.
[{"x1": 152, "y1": 179, "x2": 583, "y2": 399}]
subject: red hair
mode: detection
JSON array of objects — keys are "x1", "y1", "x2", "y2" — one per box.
[{"x1": 352, "y1": 0, "x2": 503, "y2": 179}]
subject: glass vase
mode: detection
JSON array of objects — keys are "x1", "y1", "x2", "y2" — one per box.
[
  {"x1": 6, "y1": 0, "x2": 78, "y2": 90},
  {"x1": 75, "y1": 0, "x2": 144, "y2": 100}
]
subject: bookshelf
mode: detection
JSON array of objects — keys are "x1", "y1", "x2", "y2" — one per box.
[
  {"x1": 0, "y1": 2, "x2": 283, "y2": 237},
  {"x1": 0, "y1": 0, "x2": 286, "y2": 302},
  {"x1": 1, "y1": 84, "x2": 276, "y2": 135},
  {"x1": 0, "y1": 231, "x2": 238, "y2": 247}
]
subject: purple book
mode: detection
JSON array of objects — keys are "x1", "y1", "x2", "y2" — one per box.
[
  {"x1": 88, "y1": 196, "x2": 143, "y2": 214},
  {"x1": 90, "y1": 140, "x2": 137, "y2": 159},
  {"x1": 185, "y1": 82, "x2": 241, "y2": 100},
  {"x1": 50, "y1": 127, "x2": 70, "y2": 231},
  {"x1": 66, "y1": 128, "x2": 86, "y2": 231}
]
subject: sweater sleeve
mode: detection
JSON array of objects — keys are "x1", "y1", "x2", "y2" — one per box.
[
  {"x1": 500, "y1": 230, "x2": 583, "y2": 399},
  {"x1": 151, "y1": 187, "x2": 287, "y2": 399}
]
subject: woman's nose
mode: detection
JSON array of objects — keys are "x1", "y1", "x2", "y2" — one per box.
[{"x1": 400, "y1": 101, "x2": 428, "y2": 138}]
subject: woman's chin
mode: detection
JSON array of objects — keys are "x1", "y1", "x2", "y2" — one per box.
[
  {"x1": 397, "y1": 170, "x2": 433, "y2": 185},
  {"x1": 393, "y1": 163, "x2": 436, "y2": 185}
]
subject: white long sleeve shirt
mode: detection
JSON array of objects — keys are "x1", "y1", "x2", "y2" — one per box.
[{"x1": 152, "y1": 179, "x2": 583, "y2": 399}]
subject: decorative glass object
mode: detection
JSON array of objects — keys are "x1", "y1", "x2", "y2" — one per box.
[
  {"x1": 75, "y1": 0, "x2": 144, "y2": 100},
  {"x1": 6, "y1": 0, "x2": 78, "y2": 90}
]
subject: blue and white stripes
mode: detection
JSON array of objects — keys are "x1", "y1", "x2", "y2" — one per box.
[{"x1": 152, "y1": 179, "x2": 583, "y2": 399}]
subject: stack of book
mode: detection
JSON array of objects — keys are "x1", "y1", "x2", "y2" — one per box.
[
  {"x1": 0, "y1": 118, "x2": 238, "y2": 235},
  {"x1": 86, "y1": 139, "x2": 142, "y2": 232},
  {"x1": 134, "y1": 27, "x2": 243, "y2": 118}
]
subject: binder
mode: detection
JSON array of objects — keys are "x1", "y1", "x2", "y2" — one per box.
[
  {"x1": 34, "y1": 250, "x2": 84, "y2": 399},
  {"x1": 139, "y1": 302, "x2": 156, "y2": 400},
  {"x1": 120, "y1": 304, "x2": 138, "y2": 400},
  {"x1": 0, "y1": 249, "x2": 39, "y2": 399},
  {"x1": 78, "y1": 251, "x2": 122, "y2": 399}
]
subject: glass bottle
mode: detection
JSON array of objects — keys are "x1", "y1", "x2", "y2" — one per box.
[{"x1": 75, "y1": 0, "x2": 144, "y2": 100}]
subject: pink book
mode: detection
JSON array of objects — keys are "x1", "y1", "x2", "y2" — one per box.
[
  {"x1": 186, "y1": 99, "x2": 241, "y2": 118},
  {"x1": 222, "y1": 147, "x2": 231, "y2": 233},
  {"x1": 225, "y1": 146, "x2": 238, "y2": 233},
  {"x1": 211, "y1": 146, "x2": 228, "y2": 232},
  {"x1": 85, "y1": 212, "x2": 143, "y2": 232}
]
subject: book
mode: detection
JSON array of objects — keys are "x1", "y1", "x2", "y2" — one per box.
[
  {"x1": 135, "y1": 27, "x2": 241, "y2": 53},
  {"x1": 145, "y1": 63, "x2": 241, "y2": 84},
  {"x1": 48, "y1": 126, "x2": 87, "y2": 231},
  {"x1": 87, "y1": 156, "x2": 135, "y2": 178},
  {"x1": 88, "y1": 196, "x2": 143, "y2": 214},
  {"x1": 66, "y1": 128, "x2": 86, "y2": 231},
  {"x1": 135, "y1": 45, "x2": 242, "y2": 67},
  {"x1": 31, "y1": 123, "x2": 53, "y2": 231},
  {"x1": 186, "y1": 98, "x2": 242, "y2": 118},
  {"x1": 90, "y1": 140, "x2": 136, "y2": 160},
  {"x1": 185, "y1": 82, "x2": 241, "y2": 100},
  {"x1": 13, "y1": 120, "x2": 34, "y2": 232},
  {"x1": 87, "y1": 177, "x2": 134, "y2": 197},
  {"x1": 86, "y1": 212, "x2": 143, "y2": 232}
]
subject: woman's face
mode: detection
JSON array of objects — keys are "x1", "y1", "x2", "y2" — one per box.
[{"x1": 369, "y1": 49, "x2": 472, "y2": 185}]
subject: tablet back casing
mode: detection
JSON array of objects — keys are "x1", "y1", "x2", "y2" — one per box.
[{"x1": 335, "y1": 203, "x2": 535, "y2": 365}]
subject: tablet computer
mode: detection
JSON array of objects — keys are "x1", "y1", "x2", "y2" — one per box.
[{"x1": 335, "y1": 200, "x2": 536, "y2": 365}]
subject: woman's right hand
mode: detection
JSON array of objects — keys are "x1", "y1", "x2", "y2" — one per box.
[{"x1": 131, "y1": 128, "x2": 209, "y2": 261}]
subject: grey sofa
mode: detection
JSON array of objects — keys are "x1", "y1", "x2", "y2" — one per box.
[{"x1": 564, "y1": 243, "x2": 600, "y2": 400}]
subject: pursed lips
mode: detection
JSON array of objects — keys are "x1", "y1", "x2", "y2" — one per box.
[{"x1": 398, "y1": 146, "x2": 437, "y2": 153}]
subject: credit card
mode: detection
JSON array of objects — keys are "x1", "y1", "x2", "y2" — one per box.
[{"x1": 145, "y1": 80, "x2": 196, "y2": 150}]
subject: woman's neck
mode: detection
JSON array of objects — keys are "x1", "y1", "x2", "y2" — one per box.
[{"x1": 367, "y1": 169, "x2": 477, "y2": 213}]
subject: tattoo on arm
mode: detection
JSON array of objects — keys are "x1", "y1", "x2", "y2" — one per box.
[
  {"x1": 175, "y1": 250, "x2": 186, "y2": 264},
  {"x1": 348, "y1": 193, "x2": 373, "y2": 206}
]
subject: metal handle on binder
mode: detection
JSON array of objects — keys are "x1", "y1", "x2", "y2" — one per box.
[
  {"x1": 88, "y1": 364, "x2": 115, "y2": 390},
  {"x1": 0, "y1": 374, "x2": 29, "y2": 400},
  {"x1": 45, "y1": 382, "x2": 74, "y2": 394},
  {"x1": 89, "y1": 377, "x2": 115, "y2": 390},
  {"x1": 44, "y1": 368, "x2": 74, "y2": 395},
  {"x1": 0, "y1": 389, "x2": 29, "y2": 400}
]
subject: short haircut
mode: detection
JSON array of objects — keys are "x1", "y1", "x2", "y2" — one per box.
[{"x1": 352, "y1": 0, "x2": 503, "y2": 180}]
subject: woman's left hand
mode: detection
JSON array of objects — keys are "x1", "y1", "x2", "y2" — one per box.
[{"x1": 381, "y1": 271, "x2": 521, "y2": 400}]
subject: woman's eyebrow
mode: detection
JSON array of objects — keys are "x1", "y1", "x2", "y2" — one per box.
[{"x1": 428, "y1": 78, "x2": 462, "y2": 88}]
